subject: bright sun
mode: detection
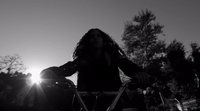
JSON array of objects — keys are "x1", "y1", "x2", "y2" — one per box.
[{"x1": 28, "y1": 67, "x2": 43, "y2": 84}]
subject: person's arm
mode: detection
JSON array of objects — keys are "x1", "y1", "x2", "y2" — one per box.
[
  {"x1": 118, "y1": 57, "x2": 143, "y2": 77},
  {"x1": 59, "y1": 61, "x2": 78, "y2": 77},
  {"x1": 118, "y1": 57, "x2": 149, "y2": 84}
]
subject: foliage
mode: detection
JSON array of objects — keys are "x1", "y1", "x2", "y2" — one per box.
[
  {"x1": 0, "y1": 71, "x2": 30, "y2": 111},
  {"x1": 122, "y1": 9, "x2": 200, "y2": 110},
  {"x1": 166, "y1": 39, "x2": 186, "y2": 66},
  {"x1": 0, "y1": 54, "x2": 27, "y2": 75},
  {"x1": 166, "y1": 40, "x2": 198, "y2": 95},
  {"x1": 121, "y1": 9, "x2": 168, "y2": 87},
  {"x1": 122, "y1": 9, "x2": 166, "y2": 73},
  {"x1": 190, "y1": 42, "x2": 200, "y2": 75}
]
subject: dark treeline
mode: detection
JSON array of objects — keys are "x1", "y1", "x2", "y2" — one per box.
[
  {"x1": 122, "y1": 9, "x2": 199, "y2": 95},
  {"x1": 122, "y1": 9, "x2": 200, "y2": 110}
]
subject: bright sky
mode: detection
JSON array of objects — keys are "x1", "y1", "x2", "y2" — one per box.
[{"x1": 0, "y1": 0, "x2": 199, "y2": 75}]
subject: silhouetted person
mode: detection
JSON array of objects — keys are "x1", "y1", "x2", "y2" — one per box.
[{"x1": 41, "y1": 28, "x2": 149, "y2": 111}]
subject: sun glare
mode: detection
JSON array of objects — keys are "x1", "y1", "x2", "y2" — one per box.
[{"x1": 28, "y1": 67, "x2": 42, "y2": 84}]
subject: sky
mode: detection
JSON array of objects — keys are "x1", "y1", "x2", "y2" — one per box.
[{"x1": 0, "y1": 0, "x2": 199, "y2": 77}]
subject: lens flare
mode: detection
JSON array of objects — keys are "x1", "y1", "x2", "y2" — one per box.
[
  {"x1": 28, "y1": 67, "x2": 42, "y2": 84},
  {"x1": 31, "y1": 73, "x2": 41, "y2": 83}
]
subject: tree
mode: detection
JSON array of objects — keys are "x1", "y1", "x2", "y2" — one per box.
[
  {"x1": 0, "y1": 54, "x2": 26, "y2": 74},
  {"x1": 166, "y1": 40, "x2": 198, "y2": 98},
  {"x1": 190, "y1": 42, "x2": 200, "y2": 74},
  {"x1": 122, "y1": 9, "x2": 165, "y2": 68},
  {"x1": 166, "y1": 39, "x2": 186, "y2": 70},
  {"x1": 122, "y1": 9, "x2": 166, "y2": 76},
  {"x1": 190, "y1": 42, "x2": 200, "y2": 99}
]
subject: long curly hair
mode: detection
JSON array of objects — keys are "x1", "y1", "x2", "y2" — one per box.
[{"x1": 72, "y1": 28, "x2": 127, "y2": 61}]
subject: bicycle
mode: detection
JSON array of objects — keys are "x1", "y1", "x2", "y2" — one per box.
[{"x1": 40, "y1": 72, "x2": 143, "y2": 111}]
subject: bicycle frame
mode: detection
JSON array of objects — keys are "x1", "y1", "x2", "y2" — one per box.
[{"x1": 65, "y1": 79, "x2": 132, "y2": 111}]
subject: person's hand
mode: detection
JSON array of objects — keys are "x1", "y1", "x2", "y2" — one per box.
[{"x1": 134, "y1": 72, "x2": 149, "y2": 84}]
